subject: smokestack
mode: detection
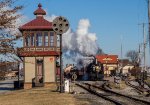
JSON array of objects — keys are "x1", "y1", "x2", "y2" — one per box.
[{"x1": 95, "y1": 58, "x2": 97, "y2": 65}]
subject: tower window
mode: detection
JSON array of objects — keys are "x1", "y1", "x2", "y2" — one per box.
[
  {"x1": 44, "y1": 32, "x2": 48, "y2": 46},
  {"x1": 25, "y1": 35, "x2": 30, "y2": 47},
  {"x1": 50, "y1": 32, "x2": 54, "y2": 47},
  {"x1": 31, "y1": 33, "x2": 34, "y2": 46},
  {"x1": 36, "y1": 32, "x2": 43, "y2": 46}
]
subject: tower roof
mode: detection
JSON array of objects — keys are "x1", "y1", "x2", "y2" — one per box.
[
  {"x1": 34, "y1": 3, "x2": 46, "y2": 15},
  {"x1": 19, "y1": 17, "x2": 52, "y2": 31},
  {"x1": 19, "y1": 3, "x2": 52, "y2": 31}
]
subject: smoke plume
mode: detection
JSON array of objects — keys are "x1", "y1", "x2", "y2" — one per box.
[{"x1": 62, "y1": 19, "x2": 99, "y2": 68}]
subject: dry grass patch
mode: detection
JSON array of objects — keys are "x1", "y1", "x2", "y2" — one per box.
[
  {"x1": 109, "y1": 81, "x2": 127, "y2": 90},
  {"x1": 145, "y1": 77, "x2": 150, "y2": 86},
  {"x1": 0, "y1": 86, "x2": 89, "y2": 105}
]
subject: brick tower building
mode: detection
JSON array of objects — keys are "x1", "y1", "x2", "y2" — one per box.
[{"x1": 18, "y1": 4, "x2": 60, "y2": 89}]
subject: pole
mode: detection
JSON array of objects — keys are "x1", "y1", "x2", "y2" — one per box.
[
  {"x1": 120, "y1": 35, "x2": 123, "y2": 75},
  {"x1": 143, "y1": 23, "x2": 147, "y2": 87},
  {"x1": 148, "y1": 0, "x2": 150, "y2": 62},
  {"x1": 139, "y1": 23, "x2": 146, "y2": 88},
  {"x1": 18, "y1": 62, "x2": 20, "y2": 88},
  {"x1": 138, "y1": 44, "x2": 141, "y2": 66},
  {"x1": 138, "y1": 23, "x2": 147, "y2": 87},
  {"x1": 60, "y1": 34, "x2": 64, "y2": 93},
  {"x1": 105, "y1": 60, "x2": 107, "y2": 77},
  {"x1": 137, "y1": 44, "x2": 141, "y2": 80},
  {"x1": 117, "y1": 58, "x2": 118, "y2": 75},
  {"x1": 142, "y1": 23, "x2": 146, "y2": 73}
]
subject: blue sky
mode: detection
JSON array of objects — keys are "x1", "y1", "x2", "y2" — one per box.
[{"x1": 17, "y1": 0, "x2": 149, "y2": 58}]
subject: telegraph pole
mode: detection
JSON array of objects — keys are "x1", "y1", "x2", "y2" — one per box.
[
  {"x1": 148, "y1": 0, "x2": 150, "y2": 66},
  {"x1": 142, "y1": 24, "x2": 146, "y2": 86},
  {"x1": 120, "y1": 35, "x2": 123, "y2": 75},
  {"x1": 138, "y1": 23, "x2": 146, "y2": 87},
  {"x1": 141, "y1": 23, "x2": 147, "y2": 73}
]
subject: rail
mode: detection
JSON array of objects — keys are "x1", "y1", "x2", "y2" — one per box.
[
  {"x1": 76, "y1": 82, "x2": 124, "y2": 105},
  {"x1": 125, "y1": 79, "x2": 150, "y2": 96},
  {"x1": 76, "y1": 81, "x2": 150, "y2": 105}
]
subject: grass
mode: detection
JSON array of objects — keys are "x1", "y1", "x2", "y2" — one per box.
[{"x1": 0, "y1": 85, "x2": 89, "y2": 105}]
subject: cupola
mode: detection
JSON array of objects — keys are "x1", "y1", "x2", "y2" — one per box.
[{"x1": 34, "y1": 3, "x2": 46, "y2": 17}]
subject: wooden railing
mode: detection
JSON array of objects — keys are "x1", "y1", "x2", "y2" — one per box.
[{"x1": 18, "y1": 47, "x2": 60, "y2": 52}]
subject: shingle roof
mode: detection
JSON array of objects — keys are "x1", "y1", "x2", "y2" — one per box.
[
  {"x1": 19, "y1": 3, "x2": 52, "y2": 31},
  {"x1": 19, "y1": 17, "x2": 52, "y2": 30},
  {"x1": 96, "y1": 54, "x2": 118, "y2": 64}
]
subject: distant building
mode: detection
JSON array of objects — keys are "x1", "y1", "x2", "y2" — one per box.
[
  {"x1": 0, "y1": 62, "x2": 19, "y2": 79},
  {"x1": 96, "y1": 54, "x2": 118, "y2": 76},
  {"x1": 118, "y1": 59, "x2": 134, "y2": 74}
]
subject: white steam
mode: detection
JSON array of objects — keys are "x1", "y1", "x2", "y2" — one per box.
[
  {"x1": 63, "y1": 19, "x2": 98, "y2": 55},
  {"x1": 62, "y1": 19, "x2": 99, "y2": 68}
]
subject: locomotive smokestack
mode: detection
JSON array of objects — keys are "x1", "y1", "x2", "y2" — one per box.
[{"x1": 95, "y1": 58, "x2": 98, "y2": 65}]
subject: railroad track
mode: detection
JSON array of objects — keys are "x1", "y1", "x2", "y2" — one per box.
[
  {"x1": 125, "y1": 79, "x2": 150, "y2": 95},
  {"x1": 75, "y1": 82, "x2": 150, "y2": 105},
  {"x1": 144, "y1": 81, "x2": 150, "y2": 88}
]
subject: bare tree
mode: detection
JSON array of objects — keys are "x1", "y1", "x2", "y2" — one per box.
[
  {"x1": 0, "y1": 0, "x2": 23, "y2": 62},
  {"x1": 126, "y1": 50, "x2": 139, "y2": 66},
  {"x1": 96, "y1": 47, "x2": 104, "y2": 55}
]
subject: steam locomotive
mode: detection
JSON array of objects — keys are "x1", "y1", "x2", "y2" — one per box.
[
  {"x1": 66, "y1": 56, "x2": 104, "y2": 81},
  {"x1": 86, "y1": 57, "x2": 104, "y2": 80}
]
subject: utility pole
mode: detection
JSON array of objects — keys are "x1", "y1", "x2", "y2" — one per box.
[
  {"x1": 148, "y1": 0, "x2": 150, "y2": 66},
  {"x1": 120, "y1": 35, "x2": 123, "y2": 75},
  {"x1": 142, "y1": 23, "x2": 146, "y2": 88},
  {"x1": 148, "y1": 0, "x2": 150, "y2": 53},
  {"x1": 142, "y1": 23, "x2": 146, "y2": 74},
  {"x1": 138, "y1": 23, "x2": 147, "y2": 71},
  {"x1": 138, "y1": 44, "x2": 141, "y2": 67},
  {"x1": 139, "y1": 23, "x2": 147, "y2": 88}
]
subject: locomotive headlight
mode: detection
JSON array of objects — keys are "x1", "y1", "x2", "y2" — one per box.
[
  {"x1": 95, "y1": 66, "x2": 100, "y2": 72},
  {"x1": 93, "y1": 66, "x2": 96, "y2": 71}
]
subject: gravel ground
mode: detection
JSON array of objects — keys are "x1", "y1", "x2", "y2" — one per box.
[
  {"x1": 72, "y1": 82, "x2": 115, "y2": 105},
  {"x1": 112, "y1": 86, "x2": 140, "y2": 96},
  {"x1": 130, "y1": 80, "x2": 149, "y2": 89},
  {"x1": 108, "y1": 83, "x2": 150, "y2": 102},
  {"x1": 73, "y1": 81, "x2": 147, "y2": 105},
  {"x1": 130, "y1": 81, "x2": 139, "y2": 86}
]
